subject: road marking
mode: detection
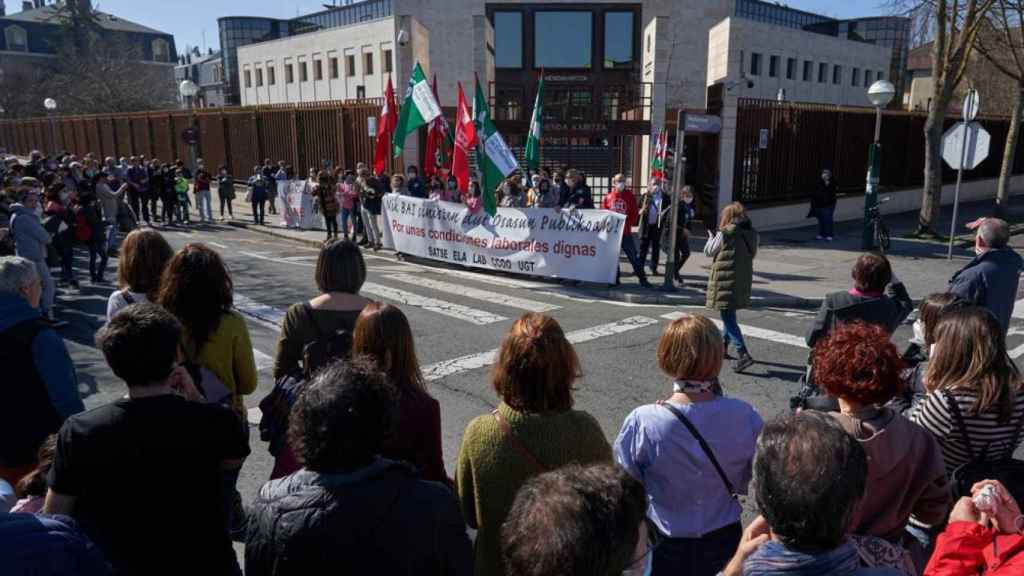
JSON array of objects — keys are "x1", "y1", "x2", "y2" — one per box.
[
  {"x1": 661, "y1": 312, "x2": 808, "y2": 349},
  {"x1": 385, "y1": 273, "x2": 560, "y2": 313},
  {"x1": 1010, "y1": 342, "x2": 1024, "y2": 359},
  {"x1": 247, "y1": 407, "x2": 262, "y2": 426},
  {"x1": 234, "y1": 293, "x2": 286, "y2": 330},
  {"x1": 280, "y1": 255, "x2": 319, "y2": 262},
  {"x1": 1014, "y1": 299, "x2": 1024, "y2": 320},
  {"x1": 206, "y1": 241, "x2": 228, "y2": 249},
  {"x1": 423, "y1": 316, "x2": 658, "y2": 381},
  {"x1": 253, "y1": 348, "x2": 275, "y2": 372},
  {"x1": 362, "y1": 282, "x2": 507, "y2": 325}
]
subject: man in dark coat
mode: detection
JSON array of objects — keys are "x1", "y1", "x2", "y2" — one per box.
[
  {"x1": 245, "y1": 358, "x2": 472, "y2": 576},
  {"x1": 949, "y1": 217, "x2": 1023, "y2": 334},
  {"x1": 809, "y1": 169, "x2": 837, "y2": 241}
]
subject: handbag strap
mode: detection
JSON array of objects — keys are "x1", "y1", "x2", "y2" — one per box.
[
  {"x1": 492, "y1": 409, "x2": 548, "y2": 473},
  {"x1": 943, "y1": 391, "x2": 976, "y2": 460},
  {"x1": 659, "y1": 401, "x2": 738, "y2": 500}
]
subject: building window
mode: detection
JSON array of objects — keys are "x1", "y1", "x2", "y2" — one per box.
[
  {"x1": 535, "y1": 11, "x2": 592, "y2": 69},
  {"x1": 383, "y1": 49, "x2": 392, "y2": 73},
  {"x1": 786, "y1": 58, "x2": 795, "y2": 80},
  {"x1": 330, "y1": 57, "x2": 339, "y2": 79},
  {"x1": 750, "y1": 52, "x2": 762, "y2": 76},
  {"x1": 255, "y1": 67, "x2": 263, "y2": 87},
  {"x1": 151, "y1": 38, "x2": 170, "y2": 62},
  {"x1": 818, "y1": 62, "x2": 827, "y2": 83},
  {"x1": 244, "y1": 69, "x2": 252, "y2": 88},
  {"x1": 494, "y1": 11, "x2": 523, "y2": 68},
  {"x1": 768, "y1": 55, "x2": 778, "y2": 78},
  {"x1": 267, "y1": 64, "x2": 275, "y2": 85},
  {"x1": 314, "y1": 59, "x2": 323, "y2": 80},
  {"x1": 285, "y1": 63, "x2": 294, "y2": 84},
  {"x1": 864, "y1": 69, "x2": 872, "y2": 87},
  {"x1": 364, "y1": 52, "x2": 374, "y2": 74},
  {"x1": 213, "y1": 64, "x2": 222, "y2": 83},
  {"x1": 300, "y1": 61, "x2": 308, "y2": 82},
  {"x1": 356, "y1": 85, "x2": 366, "y2": 99},
  {"x1": 603, "y1": 11, "x2": 634, "y2": 69},
  {"x1": 851, "y1": 68, "x2": 859, "y2": 87},
  {"x1": 346, "y1": 54, "x2": 356, "y2": 77},
  {"x1": 832, "y1": 64, "x2": 841, "y2": 85},
  {"x1": 803, "y1": 60, "x2": 812, "y2": 81},
  {"x1": 877, "y1": 70, "x2": 885, "y2": 80},
  {"x1": 4, "y1": 25, "x2": 27, "y2": 52}
]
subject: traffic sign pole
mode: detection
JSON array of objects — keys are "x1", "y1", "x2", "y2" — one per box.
[
  {"x1": 663, "y1": 109, "x2": 685, "y2": 291},
  {"x1": 948, "y1": 89, "x2": 978, "y2": 260}
]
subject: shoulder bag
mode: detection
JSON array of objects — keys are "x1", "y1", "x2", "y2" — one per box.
[
  {"x1": 944, "y1": 390, "x2": 1024, "y2": 502},
  {"x1": 492, "y1": 409, "x2": 548, "y2": 473},
  {"x1": 659, "y1": 401, "x2": 739, "y2": 500}
]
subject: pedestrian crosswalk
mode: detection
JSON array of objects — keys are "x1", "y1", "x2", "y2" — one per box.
[{"x1": 384, "y1": 273, "x2": 560, "y2": 313}]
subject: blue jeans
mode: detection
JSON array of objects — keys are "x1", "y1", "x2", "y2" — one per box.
[
  {"x1": 653, "y1": 522, "x2": 741, "y2": 576},
  {"x1": 196, "y1": 189, "x2": 214, "y2": 222},
  {"x1": 816, "y1": 206, "x2": 835, "y2": 238},
  {"x1": 720, "y1": 309, "x2": 747, "y2": 354},
  {"x1": 341, "y1": 207, "x2": 353, "y2": 237}
]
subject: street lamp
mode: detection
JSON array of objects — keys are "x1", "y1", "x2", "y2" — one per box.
[
  {"x1": 178, "y1": 80, "x2": 200, "y2": 173},
  {"x1": 863, "y1": 80, "x2": 895, "y2": 249},
  {"x1": 43, "y1": 98, "x2": 58, "y2": 155}
]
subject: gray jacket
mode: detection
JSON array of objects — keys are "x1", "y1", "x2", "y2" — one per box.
[
  {"x1": 94, "y1": 182, "x2": 123, "y2": 223},
  {"x1": 948, "y1": 247, "x2": 1024, "y2": 333},
  {"x1": 9, "y1": 203, "x2": 51, "y2": 261}
]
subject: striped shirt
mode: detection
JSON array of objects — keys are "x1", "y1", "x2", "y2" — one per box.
[{"x1": 910, "y1": 389, "x2": 1024, "y2": 474}]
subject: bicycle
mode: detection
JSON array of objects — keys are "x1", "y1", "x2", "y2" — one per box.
[{"x1": 867, "y1": 196, "x2": 891, "y2": 252}]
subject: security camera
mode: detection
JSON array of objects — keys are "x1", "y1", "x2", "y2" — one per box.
[
  {"x1": 746, "y1": 79, "x2": 754, "y2": 89},
  {"x1": 397, "y1": 29, "x2": 409, "y2": 47}
]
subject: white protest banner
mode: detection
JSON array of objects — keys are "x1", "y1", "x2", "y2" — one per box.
[{"x1": 382, "y1": 194, "x2": 626, "y2": 284}]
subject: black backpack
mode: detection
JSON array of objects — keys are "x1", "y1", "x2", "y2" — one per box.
[{"x1": 258, "y1": 303, "x2": 353, "y2": 456}]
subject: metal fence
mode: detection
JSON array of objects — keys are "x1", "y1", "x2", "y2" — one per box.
[
  {"x1": 733, "y1": 98, "x2": 1024, "y2": 205},
  {"x1": 0, "y1": 99, "x2": 395, "y2": 178}
]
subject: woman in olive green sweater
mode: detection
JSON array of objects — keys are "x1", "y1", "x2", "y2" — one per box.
[{"x1": 456, "y1": 313, "x2": 613, "y2": 576}]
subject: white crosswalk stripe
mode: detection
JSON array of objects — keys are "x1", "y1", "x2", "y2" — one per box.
[
  {"x1": 423, "y1": 316, "x2": 658, "y2": 381},
  {"x1": 361, "y1": 282, "x2": 508, "y2": 325},
  {"x1": 660, "y1": 312, "x2": 808, "y2": 349},
  {"x1": 385, "y1": 273, "x2": 560, "y2": 313}
]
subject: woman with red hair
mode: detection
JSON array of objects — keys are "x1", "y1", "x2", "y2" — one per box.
[{"x1": 813, "y1": 322, "x2": 951, "y2": 556}]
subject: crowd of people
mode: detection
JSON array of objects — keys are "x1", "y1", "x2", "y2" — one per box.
[{"x1": 1, "y1": 146, "x2": 1024, "y2": 576}]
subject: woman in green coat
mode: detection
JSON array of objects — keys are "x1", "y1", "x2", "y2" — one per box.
[{"x1": 704, "y1": 202, "x2": 759, "y2": 372}]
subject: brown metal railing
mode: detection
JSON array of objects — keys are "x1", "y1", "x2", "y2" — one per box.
[
  {"x1": 733, "y1": 98, "x2": 1024, "y2": 205},
  {"x1": 0, "y1": 98, "x2": 396, "y2": 178}
]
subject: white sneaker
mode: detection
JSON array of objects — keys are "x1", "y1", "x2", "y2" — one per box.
[
  {"x1": 825, "y1": 236, "x2": 834, "y2": 242},
  {"x1": 816, "y1": 235, "x2": 824, "y2": 240}
]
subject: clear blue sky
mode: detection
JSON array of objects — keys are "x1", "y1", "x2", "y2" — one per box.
[{"x1": 88, "y1": 0, "x2": 892, "y2": 57}]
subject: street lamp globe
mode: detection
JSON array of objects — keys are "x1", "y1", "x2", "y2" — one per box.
[
  {"x1": 179, "y1": 80, "x2": 199, "y2": 98},
  {"x1": 43, "y1": 98, "x2": 57, "y2": 111},
  {"x1": 867, "y1": 80, "x2": 896, "y2": 108}
]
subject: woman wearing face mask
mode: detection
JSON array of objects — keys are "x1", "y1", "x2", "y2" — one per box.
[
  {"x1": 888, "y1": 293, "x2": 964, "y2": 415},
  {"x1": 499, "y1": 175, "x2": 525, "y2": 208},
  {"x1": 639, "y1": 179, "x2": 669, "y2": 276},
  {"x1": 561, "y1": 169, "x2": 594, "y2": 209},
  {"x1": 336, "y1": 170, "x2": 358, "y2": 239},
  {"x1": 660, "y1": 185, "x2": 697, "y2": 284},
  {"x1": 528, "y1": 177, "x2": 559, "y2": 209},
  {"x1": 406, "y1": 165, "x2": 425, "y2": 198}
]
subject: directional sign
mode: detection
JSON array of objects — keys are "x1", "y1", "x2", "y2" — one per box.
[
  {"x1": 942, "y1": 121, "x2": 990, "y2": 171},
  {"x1": 962, "y1": 90, "x2": 980, "y2": 122},
  {"x1": 683, "y1": 113, "x2": 722, "y2": 134}
]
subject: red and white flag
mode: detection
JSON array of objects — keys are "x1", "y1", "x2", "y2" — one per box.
[
  {"x1": 373, "y1": 77, "x2": 398, "y2": 175},
  {"x1": 452, "y1": 81, "x2": 477, "y2": 193},
  {"x1": 423, "y1": 75, "x2": 451, "y2": 177}
]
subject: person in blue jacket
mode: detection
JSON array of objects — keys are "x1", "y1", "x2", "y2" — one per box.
[
  {"x1": 0, "y1": 512, "x2": 110, "y2": 575},
  {"x1": 0, "y1": 256, "x2": 82, "y2": 488}
]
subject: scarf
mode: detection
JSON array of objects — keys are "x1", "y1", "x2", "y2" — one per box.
[
  {"x1": 743, "y1": 541, "x2": 861, "y2": 576},
  {"x1": 672, "y1": 379, "x2": 718, "y2": 394}
]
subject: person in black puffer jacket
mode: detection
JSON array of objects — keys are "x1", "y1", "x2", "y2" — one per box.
[{"x1": 244, "y1": 358, "x2": 472, "y2": 576}]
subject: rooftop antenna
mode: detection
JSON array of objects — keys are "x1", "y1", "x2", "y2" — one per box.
[{"x1": 201, "y1": 29, "x2": 206, "y2": 53}]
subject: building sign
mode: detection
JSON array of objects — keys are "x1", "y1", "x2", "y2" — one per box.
[
  {"x1": 546, "y1": 74, "x2": 590, "y2": 83},
  {"x1": 382, "y1": 194, "x2": 626, "y2": 284},
  {"x1": 683, "y1": 114, "x2": 722, "y2": 134}
]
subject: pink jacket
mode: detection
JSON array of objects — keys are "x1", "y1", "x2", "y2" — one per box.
[{"x1": 336, "y1": 182, "x2": 357, "y2": 211}]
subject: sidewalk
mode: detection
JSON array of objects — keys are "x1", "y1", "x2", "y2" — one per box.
[{"x1": 225, "y1": 193, "x2": 1022, "y2": 309}]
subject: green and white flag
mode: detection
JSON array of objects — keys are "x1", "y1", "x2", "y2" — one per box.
[
  {"x1": 524, "y1": 75, "x2": 544, "y2": 172},
  {"x1": 393, "y1": 62, "x2": 442, "y2": 158},
  {"x1": 473, "y1": 78, "x2": 518, "y2": 216}
]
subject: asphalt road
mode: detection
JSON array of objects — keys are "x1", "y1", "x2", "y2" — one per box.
[{"x1": 56, "y1": 222, "x2": 1024, "y2": 550}]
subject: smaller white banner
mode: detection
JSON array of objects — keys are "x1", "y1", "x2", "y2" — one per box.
[
  {"x1": 411, "y1": 80, "x2": 441, "y2": 123},
  {"x1": 382, "y1": 194, "x2": 626, "y2": 284},
  {"x1": 484, "y1": 131, "x2": 518, "y2": 176}
]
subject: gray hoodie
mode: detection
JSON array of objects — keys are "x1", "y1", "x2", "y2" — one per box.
[{"x1": 9, "y1": 202, "x2": 51, "y2": 261}]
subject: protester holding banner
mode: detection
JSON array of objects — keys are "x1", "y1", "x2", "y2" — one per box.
[
  {"x1": 561, "y1": 169, "x2": 594, "y2": 209},
  {"x1": 602, "y1": 174, "x2": 651, "y2": 288},
  {"x1": 406, "y1": 166, "x2": 425, "y2": 199},
  {"x1": 358, "y1": 169, "x2": 384, "y2": 250}
]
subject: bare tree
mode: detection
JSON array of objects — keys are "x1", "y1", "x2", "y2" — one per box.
[
  {"x1": 973, "y1": 1, "x2": 1024, "y2": 217},
  {"x1": 896, "y1": 0, "x2": 996, "y2": 236}
]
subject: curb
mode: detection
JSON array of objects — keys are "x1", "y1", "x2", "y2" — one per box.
[{"x1": 231, "y1": 221, "x2": 825, "y2": 309}]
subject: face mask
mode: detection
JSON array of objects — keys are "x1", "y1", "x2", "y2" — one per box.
[
  {"x1": 682, "y1": 196, "x2": 694, "y2": 205},
  {"x1": 615, "y1": 182, "x2": 625, "y2": 191},
  {"x1": 408, "y1": 172, "x2": 417, "y2": 179},
  {"x1": 532, "y1": 178, "x2": 541, "y2": 187}
]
